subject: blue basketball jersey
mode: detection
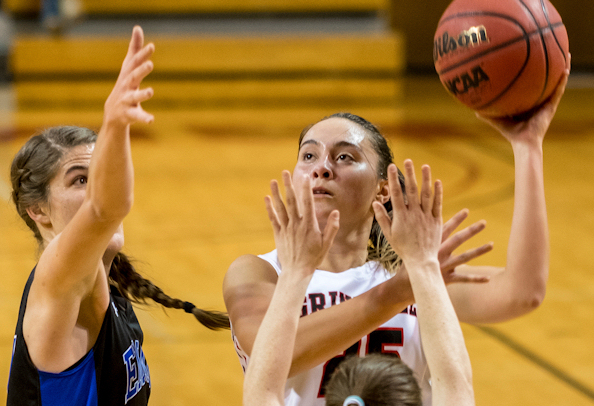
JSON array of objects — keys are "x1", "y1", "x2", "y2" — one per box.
[{"x1": 7, "y1": 269, "x2": 151, "y2": 406}]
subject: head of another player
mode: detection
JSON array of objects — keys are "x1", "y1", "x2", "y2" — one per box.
[
  {"x1": 325, "y1": 354, "x2": 422, "y2": 406},
  {"x1": 295, "y1": 112, "x2": 405, "y2": 273},
  {"x1": 10, "y1": 125, "x2": 230, "y2": 330},
  {"x1": 11, "y1": 126, "x2": 103, "y2": 250}
]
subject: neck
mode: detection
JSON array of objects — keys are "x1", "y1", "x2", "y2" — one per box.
[{"x1": 318, "y1": 221, "x2": 372, "y2": 273}]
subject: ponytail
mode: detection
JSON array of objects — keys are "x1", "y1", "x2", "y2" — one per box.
[{"x1": 109, "y1": 252, "x2": 230, "y2": 331}]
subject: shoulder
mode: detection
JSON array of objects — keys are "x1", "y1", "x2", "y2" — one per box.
[{"x1": 224, "y1": 254, "x2": 278, "y2": 290}]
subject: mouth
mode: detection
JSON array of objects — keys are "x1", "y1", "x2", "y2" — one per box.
[{"x1": 312, "y1": 187, "x2": 332, "y2": 196}]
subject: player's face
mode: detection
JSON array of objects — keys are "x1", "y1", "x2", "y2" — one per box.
[
  {"x1": 44, "y1": 143, "x2": 124, "y2": 253},
  {"x1": 293, "y1": 117, "x2": 384, "y2": 230}
]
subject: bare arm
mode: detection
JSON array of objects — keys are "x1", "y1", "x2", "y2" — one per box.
[
  {"x1": 448, "y1": 61, "x2": 571, "y2": 324},
  {"x1": 23, "y1": 26, "x2": 155, "y2": 372},
  {"x1": 374, "y1": 161, "x2": 474, "y2": 406},
  {"x1": 225, "y1": 254, "x2": 414, "y2": 378},
  {"x1": 243, "y1": 172, "x2": 339, "y2": 405},
  {"x1": 225, "y1": 198, "x2": 489, "y2": 378}
]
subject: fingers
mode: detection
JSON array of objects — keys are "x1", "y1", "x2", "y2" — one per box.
[
  {"x1": 321, "y1": 210, "x2": 340, "y2": 253},
  {"x1": 129, "y1": 87, "x2": 154, "y2": 105},
  {"x1": 432, "y1": 179, "x2": 442, "y2": 219},
  {"x1": 372, "y1": 201, "x2": 391, "y2": 236},
  {"x1": 387, "y1": 164, "x2": 405, "y2": 213},
  {"x1": 547, "y1": 60, "x2": 570, "y2": 110},
  {"x1": 128, "y1": 58, "x2": 154, "y2": 90},
  {"x1": 442, "y1": 209, "x2": 469, "y2": 241},
  {"x1": 440, "y1": 242, "x2": 493, "y2": 272},
  {"x1": 447, "y1": 273, "x2": 490, "y2": 284},
  {"x1": 420, "y1": 164, "x2": 432, "y2": 213},
  {"x1": 298, "y1": 174, "x2": 314, "y2": 225},
  {"x1": 270, "y1": 179, "x2": 289, "y2": 226},
  {"x1": 127, "y1": 26, "x2": 145, "y2": 59},
  {"x1": 282, "y1": 170, "x2": 300, "y2": 221},
  {"x1": 440, "y1": 219, "x2": 487, "y2": 255},
  {"x1": 403, "y1": 159, "x2": 419, "y2": 209},
  {"x1": 264, "y1": 195, "x2": 281, "y2": 233}
]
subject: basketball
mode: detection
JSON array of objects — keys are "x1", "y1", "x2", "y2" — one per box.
[{"x1": 433, "y1": 0, "x2": 569, "y2": 117}]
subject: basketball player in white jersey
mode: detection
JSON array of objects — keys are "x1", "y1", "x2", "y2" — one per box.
[
  {"x1": 225, "y1": 59, "x2": 570, "y2": 405},
  {"x1": 243, "y1": 159, "x2": 474, "y2": 406}
]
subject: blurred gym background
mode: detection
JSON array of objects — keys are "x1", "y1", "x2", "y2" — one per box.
[{"x1": 0, "y1": 1, "x2": 593, "y2": 405}]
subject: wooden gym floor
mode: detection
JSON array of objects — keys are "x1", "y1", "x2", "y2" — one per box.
[{"x1": 1, "y1": 72, "x2": 594, "y2": 405}]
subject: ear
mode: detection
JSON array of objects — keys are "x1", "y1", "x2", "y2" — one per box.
[
  {"x1": 26, "y1": 203, "x2": 52, "y2": 227},
  {"x1": 375, "y1": 179, "x2": 390, "y2": 205}
]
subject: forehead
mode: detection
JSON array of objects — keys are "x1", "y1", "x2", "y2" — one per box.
[
  {"x1": 58, "y1": 144, "x2": 95, "y2": 171},
  {"x1": 300, "y1": 118, "x2": 373, "y2": 151}
]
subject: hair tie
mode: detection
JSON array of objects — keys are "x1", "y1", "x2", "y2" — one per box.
[
  {"x1": 183, "y1": 301, "x2": 196, "y2": 314},
  {"x1": 343, "y1": 395, "x2": 365, "y2": 406}
]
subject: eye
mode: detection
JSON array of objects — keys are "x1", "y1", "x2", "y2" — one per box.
[
  {"x1": 301, "y1": 152, "x2": 315, "y2": 161},
  {"x1": 337, "y1": 153, "x2": 353, "y2": 162},
  {"x1": 73, "y1": 176, "x2": 88, "y2": 185}
]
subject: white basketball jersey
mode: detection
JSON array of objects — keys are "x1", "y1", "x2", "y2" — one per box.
[{"x1": 233, "y1": 249, "x2": 432, "y2": 406}]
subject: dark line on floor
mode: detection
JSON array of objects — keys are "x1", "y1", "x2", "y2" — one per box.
[{"x1": 477, "y1": 325, "x2": 594, "y2": 401}]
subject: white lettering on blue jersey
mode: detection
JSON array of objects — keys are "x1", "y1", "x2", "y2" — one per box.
[{"x1": 123, "y1": 339, "x2": 151, "y2": 404}]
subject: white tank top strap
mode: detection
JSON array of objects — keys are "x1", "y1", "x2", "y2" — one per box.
[{"x1": 257, "y1": 249, "x2": 282, "y2": 276}]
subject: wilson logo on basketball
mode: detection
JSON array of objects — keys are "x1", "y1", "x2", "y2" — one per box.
[
  {"x1": 444, "y1": 65, "x2": 490, "y2": 95},
  {"x1": 433, "y1": 26, "x2": 489, "y2": 62}
]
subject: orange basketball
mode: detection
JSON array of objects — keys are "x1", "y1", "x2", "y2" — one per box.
[{"x1": 433, "y1": 0, "x2": 569, "y2": 117}]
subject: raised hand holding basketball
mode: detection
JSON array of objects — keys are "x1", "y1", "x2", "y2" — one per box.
[
  {"x1": 434, "y1": 0, "x2": 569, "y2": 118},
  {"x1": 476, "y1": 55, "x2": 570, "y2": 144}
]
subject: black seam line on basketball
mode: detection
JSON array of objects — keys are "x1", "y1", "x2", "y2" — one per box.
[
  {"x1": 438, "y1": 10, "x2": 527, "y2": 27},
  {"x1": 437, "y1": 32, "x2": 527, "y2": 76},
  {"x1": 476, "y1": 325, "x2": 594, "y2": 401},
  {"x1": 474, "y1": 9, "x2": 534, "y2": 111},
  {"x1": 541, "y1": 0, "x2": 567, "y2": 65},
  {"x1": 477, "y1": 22, "x2": 563, "y2": 112},
  {"x1": 435, "y1": 11, "x2": 533, "y2": 74},
  {"x1": 435, "y1": 21, "x2": 563, "y2": 76},
  {"x1": 519, "y1": 0, "x2": 549, "y2": 103}
]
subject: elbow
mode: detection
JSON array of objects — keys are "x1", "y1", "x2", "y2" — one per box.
[
  {"x1": 90, "y1": 194, "x2": 134, "y2": 222},
  {"x1": 523, "y1": 289, "x2": 546, "y2": 311},
  {"x1": 513, "y1": 284, "x2": 546, "y2": 315}
]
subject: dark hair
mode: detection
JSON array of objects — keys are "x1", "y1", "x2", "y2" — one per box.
[
  {"x1": 10, "y1": 126, "x2": 229, "y2": 331},
  {"x1": 298, "y1": 113, "x2": 405, "y2": 274},
  {"x1": 325, "y1": 354, "x2": 422, "y2": 406}
]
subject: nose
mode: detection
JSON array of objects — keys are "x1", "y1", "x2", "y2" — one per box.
[{"x1": 312, "y1": 156, "x2": 333, "y2": 179}]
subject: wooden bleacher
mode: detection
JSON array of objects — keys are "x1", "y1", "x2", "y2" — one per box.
[
  {"x1": 7, "y1": 0, "x2": 405, "y2": 111},
  {"x1": 5, "y1": 0, "x2": 389, "y2": 16}
]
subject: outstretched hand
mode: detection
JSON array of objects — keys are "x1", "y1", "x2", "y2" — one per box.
[
  {"x1": 373, "y1": 161, "x2": 491, "y2": 284},
  {"x1": 477, "y1": 54, "x2": 571, "y2": 145},
  {"x1": 373, "y1": 160, "x2": 442, "y2": 267},
  {"x1": 438, "y1": 209, "x2": 492, "y2": 284},
  {"x1": 103, "y1": 25, "x2": 155, "y2": 128},
  {"x1": 265, "y1": 171, "x2": 340, "y2": 278}
]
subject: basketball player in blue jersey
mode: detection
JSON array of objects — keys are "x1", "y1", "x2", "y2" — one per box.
[
  {"x1": 7, "y1": 26, "x2": 228, "y2": 406},
  {"x1": 243, "y1": 160, "x2": 475, "y2": 406},
  {"x1": 224, "y1": 58, "x2": 570, "y2": 405}
]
